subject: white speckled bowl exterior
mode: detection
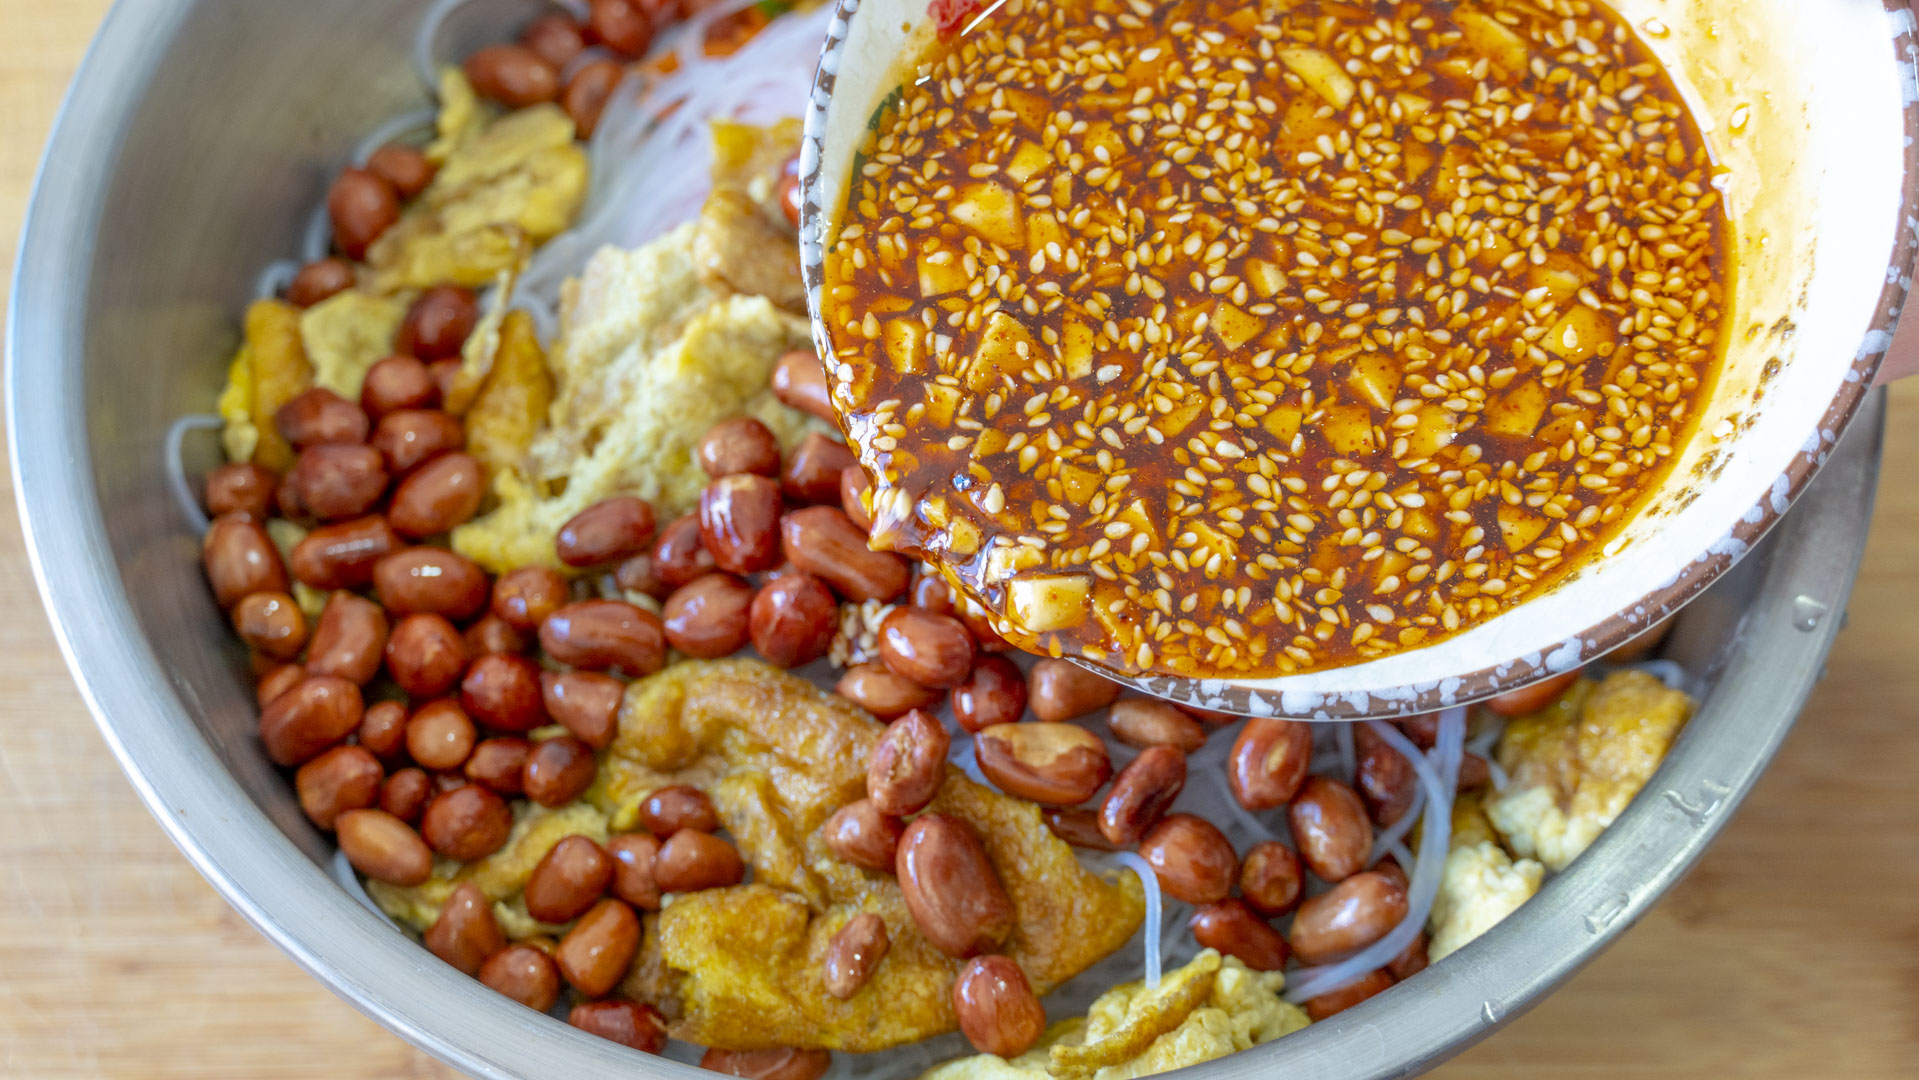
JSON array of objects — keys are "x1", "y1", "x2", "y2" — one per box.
[{"x1": 802, "y1": 0, "x2": 1919, "y2": 719}]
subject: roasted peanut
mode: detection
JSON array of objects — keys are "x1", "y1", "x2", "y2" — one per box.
[
  {"x1": 700, "y1": 474, "x2": 783, "y2": 574},
  {"x1": 780, "y1": 432, "x2": 856, "y2": 505},
  {"x1": 384, "y1": 613, "x2": 468, "y2": 698},
  {"x1": 492, "y1": 565, "x2": 569, "y2": 632},
  {"x1": 951, "y1": 956, "x2": 1045, "y2": 1058},
  {"x1": 909, "y1": 567, "x2": 955, "y2": 615},
  {"x1": 1106, "y1": 698, "x2": 1206, "y2": 753},
  {"x1": 480, "y1": 945, "x2": 561, "y2": 1013},
  {"x1": 463, "y1": 737, "x2": 532, "y2": 795},
  {"x1": 652, "y1": 830, "x2": 745, "y2": 893},
  {"x1": 1288, "y1": 776, "x2": 1373, "y2": 883},
  {"x1": 895, "y1": 814, "x2": 1013, "y2": 958},
  {"x1": 291, "y1": 443, "x2": 387, "y2": 520},
  {"x1": 306, "y1": 591, "x2": 389, "y2": 685},
  {"x1": 699, "y1": 1048, "x2": 831, "y2": 1080},
  {"x1": 370, "y1": 408, "x2": 464, "y2": 475},
  {"x1": 259, "y1": 675, "x2": 364, "y2": 766},
  {"x1": 823, "y1": 798, "x2": 904, "y2": 872},
  {"x1": 464, "y1": 43, "x2": 560, "y2": 106},
  {"x1": 256, "y1": 662, "x2": 306, "y2": 708},
  {"x1": 424, "y1": 881, "x2": 506, "y2": 975},
  {"x1": 835, "y1": 662, "x2": 942, "y2": 720},
  {"x1": 1458, "y1": 752, "x2": 1491, "y2": 791},
  {"x1": 232, "y1": 591, "x2": 307, "y2": 661},
  {"x1": 653, "y1": 513, "x2": 717, "y2": 589},
  {"x1": 1238, "y1": 840, "x2": 1305, "y2": 918},
  {"x1": 203, "y1": 513, "x2": 288, "y2": 607},
  {"x1": 1304, "y1": 969, "x2": 1395, "y2": 1021},
  {"x1": 521, "y1": 12, "x2": 587, "y2": 67},
  {"x1": 540, "y1": 599, "x2": 665, "y2": 675},
  {"x1": 639, "y1": 785, "x2": 720, "y2": 837},
  {"x1": 951, "y1": 655, "x2": 1026, "y2": 733},
  {"x1": 365, "y1": 143, "x2": 436, "y2": 201},
  {"x1": 397, "y1": 287, "x2": 479, "y2": 362},
  {"x1": 570, "y1": 999, "x2": 667, "y2": 1054},
  {"x1": 295, "y1": 745, "x2": 382, "y2": 829},
  {"x1": 824, "y1": 914, "x2": 890, "y2": 1000},
  {"x1": 464, "y1": 614, "x2": 526, "y2": 656},
  {"x1": 780, "y1": 506, "x2": 909, "y2": 602},
  {"x1": 1397, "y1": 713, "x2": 1439, "y2": 749},
  {"x1": 204, "y1": 463, "x2": 278, "y2": 519},
  {"x1": 586, "y1": 0, "x2": 653, "y2": 55},
  {"x1": 1289, "y1": 870, "x2": 1409, "y2": 965},
  {"x1": 1485, "y1": 669, "x2": 1582, "y2": 716},
  {"x1": 1229, "y1": 716, "x2": 1314, "y2": 811},
  {"x1": 381, "y1": 767, "x2": 432, "y2": 823},
  {"x1": 459, "y1": 653, "x2": 547, "y2": 732},
  {"x1": 975, "y1": 722, "x2": 1111, "y2": 807},
  {"x1": 876, "y1": 607, "x2": 974, "y2": 689},
  {"x1": 1354, "y1": 723, "x2": 1417, "y2": 827},
  {"x1": 360, "y1": 356, "x2": 439, "y2": 417},
  {"x1": 286, "y1": 257, "x2": 355, "y2": 308},
  {"x1": 839, "y1": 465, "x2": 873, "y2": 531},
  {"x1": 866, "y1": 708, "x2": 950, "y2": 816},
  {"x1": 525, "y1": 835, "x2": 614, "y2": 923},
  {"x1": 327, "y1": 167, "x2": 398, "y2": 259},
  {"x1": 1389, "y1": 933, "x2": 1430, "y2": 981},
  {"x1": 336, "y1": 808, "x2": 433, "y2": 885},
  {"x1": 556, "y1": 897, "x2": 641, "y2": 996},
  {"x1": 557, "y1": 496, "x2": 658, "y2": 567},
  {"x1": 662, "y1": 573, "x2": 754, "y2": 658},
  {"x1": 1138, "y1": 813, "x2": 1238, "y2": 905},
  {"x1": 523, "y1": 735, "x2": 598, "y2": 808},
  {"x1": 698, "y1": 416, "x2": 782, "y2": 478},
  {"x1": 406, "y1": 699, "x2": 476, "y2": 771},
  {"x1": 561, "y1": 58, "x2": 622, "y2": 139},
  {"x1": 747, "y1": 572, "x2": 837, "y2": 668},
  {"x1": 373, "y1": 546, "x2": 488, "y2": 619},
  {"x1": 276, "y1": 387, "x2": 370, "y2": 450},
  {"x1": 1189, "y1": 899, "x2": 1289, "y2": 971},
  {"x1": 777, "y1": 154, "x2": 803, "y2": 230},
  {"x1": 1043, "y1": 807, "x2": 1121, "y2": 851},
  {"x1": 770, "y1": 349, "x2": 833, "y2": 422},
  {"x1": 606, "y1": 832, "x2": 663, "y2": 910},
  {"x1": 1026, "y1": 659, "x2": 1120, "y2": 722},
  {"x1": 1098, "y1": 745, "x2": 1185, "y2": 846},
  {"x1": 540, "y1": 670, "x2": 622, "y2": 749},
  {"x1": 420, "y1": 784, "x2": 513, "y2": 861},
  {"x1": 290, "y1": 515, "x2": 399, "y2": 590},
  {"x1": 387, "y1": 452, "x2": 483, "y2": 538}
]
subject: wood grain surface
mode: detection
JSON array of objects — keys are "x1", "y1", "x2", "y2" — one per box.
[{"x1": 1, "y1": 4, "x2": 1914, "y2": 1078}]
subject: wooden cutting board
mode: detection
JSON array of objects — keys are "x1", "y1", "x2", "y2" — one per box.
[{"x1": 1, "y1": 4, "x2": 1914, "y2": 1077}]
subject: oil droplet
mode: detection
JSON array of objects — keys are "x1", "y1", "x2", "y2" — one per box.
[
  {"x1": 1640, "y1": 17, "x2": 1669, "y2": 38},
  {"x1": 1728, "y1": 103, "x2": 1751, "y2": 134}
]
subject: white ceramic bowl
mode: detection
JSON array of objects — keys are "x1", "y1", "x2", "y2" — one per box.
[{"x1": 800, "y1": 0, "x2": 1919, "y2": 718}]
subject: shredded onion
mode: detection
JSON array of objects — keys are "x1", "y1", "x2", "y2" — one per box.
[
  {"x1": 1284, "y1": 707, "x2": 1464, "y2": 1002},
  {"x1": 300, "y1": 200, "x2": 333, "y2": 264},
  {"x1": 164, "y1": 416, "x2": 223, "y2": 533},
  {"x1": 1332, "y1": 720, "x2": 1355, "y2": 781},
  {"x1": 1109, "y1": 852, "x2": 1163, "y2": 990},
  {"x1": 330, "y1": 849, "x2": 391, "y2": 920},
  {"x1": 1631, "y1": 658, "x2": 1688, "y2": 690},
  {"x1": 1368, "y1": 778, "x2": 1425, "y2": 864},
  {"x1": 351, "y1": 108, "x2": 438, "y2": 164}
]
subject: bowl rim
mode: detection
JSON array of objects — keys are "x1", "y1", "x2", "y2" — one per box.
[
  {"x1": 0, "y1": 3, "x2": 1897, "y2": 1080},
  {"x1": 796, "y1": 0, "x2": 1919, "y2": 720}
]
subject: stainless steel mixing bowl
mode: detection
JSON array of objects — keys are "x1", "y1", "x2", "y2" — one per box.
[{"x1": 3, "y1": 2, "x2": 1894, "y2": 1076}]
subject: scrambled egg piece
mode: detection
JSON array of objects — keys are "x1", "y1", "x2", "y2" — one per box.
[
  {"x1": 1428, "y1": 838, "x2": 1545, "y2": 962},
  {"x1": 450, "y1": 225, "x2": 814, "y2": 572},
  {"x1": 600, "y1": 659, "x2": 1143, "y2": 1052},
  {"x1": 218, "y1": 299, "x2": 313, "y2": 469},
  {"x1": 368, "y1": 800, "x2": 607, "y2": 941},
  {"x1": 922, "y1": 951, "x2": 1308, "y2": 1080},
  {"x1": 1485, "y1": 670, "x2": 1692, "y2": 871},
  {"x1": 300, "y1": 289, "x2": 406, "y2": 399},
  {"x1": 368, "y1": 72, "x2": 588, "y2": 291}
]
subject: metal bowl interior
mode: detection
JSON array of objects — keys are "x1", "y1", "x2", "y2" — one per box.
[
  {"x1": 3, "y1": 1, "x2": 1889, "y2": 1077},
  {"x1": 799, "y1": 0, "x2": 1919, "y2": 718}
]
